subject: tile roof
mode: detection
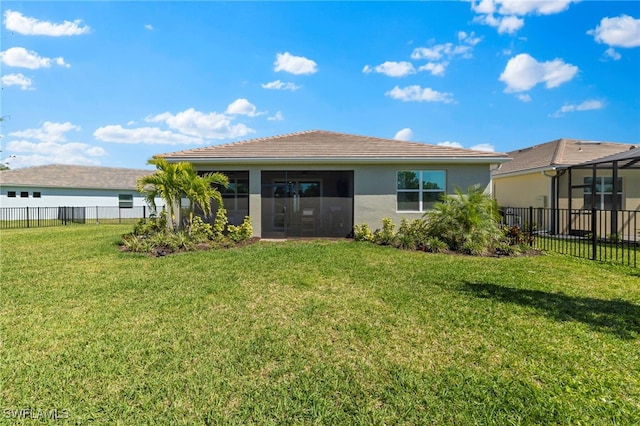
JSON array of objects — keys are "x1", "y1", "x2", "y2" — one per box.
[
  {"x1": 574, "y1": 147, "x2": 640, "y2": 167},
  {"x1": 494, "y1": 138, "x2": 637, "y2": 176},
  {"x1": 0, "y1": 164, "x2": 154, "y2": 190},
  {"x1": 158, "y1": 130, "x2": 510, "y2": 162}
]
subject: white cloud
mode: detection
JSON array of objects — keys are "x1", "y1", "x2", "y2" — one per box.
[
  {"x1": 499, "y1": 53, "x2": 578, "y2": 93},
  {"x1": 394, "y1": 128, "x2": 413, "y2": 141},
  {"x1": 418, "y1": 62, "x2": 447, "y2": 76},
  {"x1": 517, "y1": 93, "x2": 532, "y2": 102},
  {"x1": 146, "y1": 108, "x2": 254, "y2": 140},
  {"x1": 493, "y1": 0, "x2": 576, "y2": 16},
  {"x1": 261, "y1": 80, "x2": 301, "y2": 91},
  {"x1": 386, "y1": 85, "x2": 454, "y2": 103},
  {"x1": 362, "y1": 61, "x2": 415, "y2": 77},
  {"x1": 145, "y1": 24, "x2": 154, "y2": 31},
  {"x1": 94, "y1": 125, "x2": 203, "y2": 145},
  {"x1": 268, "y1": 111, "x2": 284, "y2": 121},
  {"x1": 0, "y1": 47, "x2": 69, "y2": 69},
  {"x1": 551, "y1": 99, "x2": 604, "y2": 118},
  {"x1": 438, "y1": 141, "x2": 463, "y2": 148},
  {"x1": 5, "y1": 121, "x2": 104, "y2": 167},
  {"x1": 1, "y1": 73, "x2": 32, "y2": 90},
  {"x1": 274, "y1": 52, "x2": 318, "y2": 75},
  {"x1": 409, "y1": 31, "x2": 480, "y2": 76},
  {"x1": 588, "y1": 15, "x2": 640, "y2": 48},
  {"x1": 6, "y1": 140, "x2": 105, "y2": 168},
  {"x1": 437, "y1": 140, "x2": 494, "y2": 152},
  {"x1": 470, "y1": 143, "x2": 495, "y2": 152},
  {"x1": 471, "y1": 0, "x2": 577, "y2": 34},
  {"x1": 458, "y1": 31, "x2": 482, "y2": 46},
  {"x1": 3, "y1": 10, "x2": 91, "y2": 36},
  {"x1": 10, "y1": 121, "x2": 79, "y2": 143},
  {"x1": 225, "y1": 98, "x2": 265, "y2": 117},
  {"x1": 603, "y1": 47, "x2": 622, "y2": 61}
]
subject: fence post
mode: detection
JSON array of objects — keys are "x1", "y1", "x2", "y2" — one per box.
[
  {"x1": 591, "y1": 207, "x2": 597, "y2": 260},
  {"x1": 528, "y1": 206, "x2": 534, "y2": 247},
  {"x1": 26, "y1": 206, "x2": 30, "y2": 228},
  {"x1": 37, "y1": 207, "x2": 40, "y2": 227},
  {"x1": 143, "y1": 205, "x2": 146, "y2": 219}
]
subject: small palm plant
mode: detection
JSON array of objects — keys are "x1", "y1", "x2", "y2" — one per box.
[{"x1": 424, "y1": 185, "x2": 502, "y2": 254}]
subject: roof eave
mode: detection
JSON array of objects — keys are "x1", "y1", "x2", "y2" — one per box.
[
  {"x1": 493, "y1": 165, "x2": 563, "y2": 178},
  {"x1": 161, "y1": 156, "x2": 511, "y2": 165}
]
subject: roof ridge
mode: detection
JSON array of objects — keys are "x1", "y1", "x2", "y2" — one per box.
[{"x1": 551, "y1": 138, "x2": 566, "y2": 165}]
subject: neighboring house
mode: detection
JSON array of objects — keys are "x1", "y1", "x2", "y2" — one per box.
[
  {"x1": 493, "y1": 138, "x2": 639, "y2": 210},
  {"x1": 157, "y1": 130, "x2": 510, "y2": 238},
  {"x1": 0, "y1": 164, "x2": 155, "y2": 209},
  {"x1": 492, "y1": 138, "x2": 640, "y2": 236}
]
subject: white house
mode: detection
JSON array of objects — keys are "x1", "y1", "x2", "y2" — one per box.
[{"x1": 0, "y1": 164, "x2": 165, "y2": 224}]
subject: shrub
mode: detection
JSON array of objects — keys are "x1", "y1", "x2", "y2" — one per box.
[
  {"x1": 228, "y1": 216, "x2": 253, "y2": 243},
  {"x1": 374, "y1": 218, "x2": 397, "y2": 246},
  {"x1": 494, "y1": 241, "x2": 519, "y2": 256},
  {"x1": 424, "y1": 237, "x2": 448, "y2": 253},
  {"x1": 396, "y1": 218, "x2": 428, "y2": 250},
  {"x1": 503, "y1": 225, "x2": 533, "y2": 246},
  {"x1": 424, "y1": 185, "x2": 503, "y2": 253},
  {"x1": 461, "y1": 240, "x2": 486, "y2": 256},
  {"x1": 189, "y1": 215, "x2": 214, "y2": 242},
  {"x1": 132, "y1": 213, "x2": 167, "y2": 236},
  {"x1": 122, "y1": 234, "x2": 151, "y2": 253},
  {"x1": 213, "y1": 207, "x2": 228, "y2": 240},
  {"x1": 353, "y1": 224, "x2": 375, "y2": 242}
]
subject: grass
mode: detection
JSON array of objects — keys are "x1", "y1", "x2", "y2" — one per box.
[{"x1": 1, "y1": 225, "x2": 639, "y2": 424}]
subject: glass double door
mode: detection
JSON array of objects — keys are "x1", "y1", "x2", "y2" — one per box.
[
  {"x1": 270, "y1": 180, "x2": 321, "y2": 237},
  {"x1": 261, "y1": 171, "x2": 354, "y2": 239}
]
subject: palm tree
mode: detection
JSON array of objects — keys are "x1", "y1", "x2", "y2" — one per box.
[
  {"x1": 137, "y1": 157, "x2": 228, "y2": 231},
  {"x1": 181, "y1": 166, "x2": 228, "y2": 218},
  {"x1": 137, "y1": 158, "x2": 183, "y2": 230}
]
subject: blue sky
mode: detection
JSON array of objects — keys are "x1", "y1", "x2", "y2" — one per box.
[{"x1": 1, "y1": 1, "x2": 639, "y2": 170}]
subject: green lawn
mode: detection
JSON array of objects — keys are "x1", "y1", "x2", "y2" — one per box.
[{"x1": 1, "y1": 225, "x2": 639, "y2": 424}]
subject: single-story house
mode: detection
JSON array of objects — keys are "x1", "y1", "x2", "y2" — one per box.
[
  {"x1": 492, "y1": 138, "x2": 639, "y2": 236},
  {"x1": 0, "y1": 164, "x2": 157, "y2": 210},
  {"x1": 158, "y1": 130, "x2": 511, "y2": 238},
  {"x1": 493, "y1": 138, "x2": 639, "y2": 210}
]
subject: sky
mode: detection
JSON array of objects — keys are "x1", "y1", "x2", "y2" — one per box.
[{"x1": 1, "y1": 1, "x2": 639, "y2": 170}]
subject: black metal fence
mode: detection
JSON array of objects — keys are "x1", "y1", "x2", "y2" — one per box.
[
  {"x1": 0, "y1": 206, "x2": 162, "y2": 230},
  {"x1": 500, "y1": 206, "x2": 638, "y2": 268}
]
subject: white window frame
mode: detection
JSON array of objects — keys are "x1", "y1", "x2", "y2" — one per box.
[{"x1": 396, "y1": 170, "x2": 446, "y2": 213}]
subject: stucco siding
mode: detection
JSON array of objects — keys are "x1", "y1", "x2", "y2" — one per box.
[
  {"x1": 0, "y1": 186, "x2": 148, "y2": 208},
  {"x1": 192, "y1": 162, "x2": 492, "y2": 237},
  {"x1": 353, "y1": 163, "x2": 491, "y2": 228},
  {"x1": 559, "y1": 169, "x2": 640, "y2": 210},
  {"x1": 493, "y1": 172, "x2": 551, "y2": 208}
]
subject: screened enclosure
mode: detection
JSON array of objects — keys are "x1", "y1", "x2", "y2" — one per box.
[{"x1": 261, "y1": 171, "x2": 354, "y2": 238}]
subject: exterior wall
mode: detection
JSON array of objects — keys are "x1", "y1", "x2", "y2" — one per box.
[
  {"x1": 558, "y1": 169, "x2": 640, "y2": 211},
  {"x1": 352, "y1": 163, "x2": 491, "y2": 228},
  {"x1": 0, "y1": 186, "x2": 149, "y2": 208},
  {"x1": 493, "y1": 172, "x2": 551, "y2": 208},
  {"x1": 194, "y1": 162, "x2": 493, "y2": 237}
]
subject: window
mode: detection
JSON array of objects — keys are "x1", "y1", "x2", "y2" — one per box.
[
  {"x1": 118, "y1": 194, "x2": 134, "y2": 208},
  {"x1": 584, "y1": 177, "x2": 622, "y2": 210},
  {"x1": 20, "y1": 191, "x2": 29, "y2": 198},
  {"x1": 8, "y1": 191, "x2": 16, "y2": 198},
  {"x1": 397, "y1": 170, "x2": 446, "y2": 212},
  {"x1": 217, "y1": 171, "x2": 249, "y2": 226},
  {"x1": 33, "y1": 192, "x2": 41, "y2": 198}
]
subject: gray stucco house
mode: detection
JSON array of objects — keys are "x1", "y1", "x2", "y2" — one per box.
[{"x1": 158, "y1": 130, "x2": 510, "y2": 238}]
